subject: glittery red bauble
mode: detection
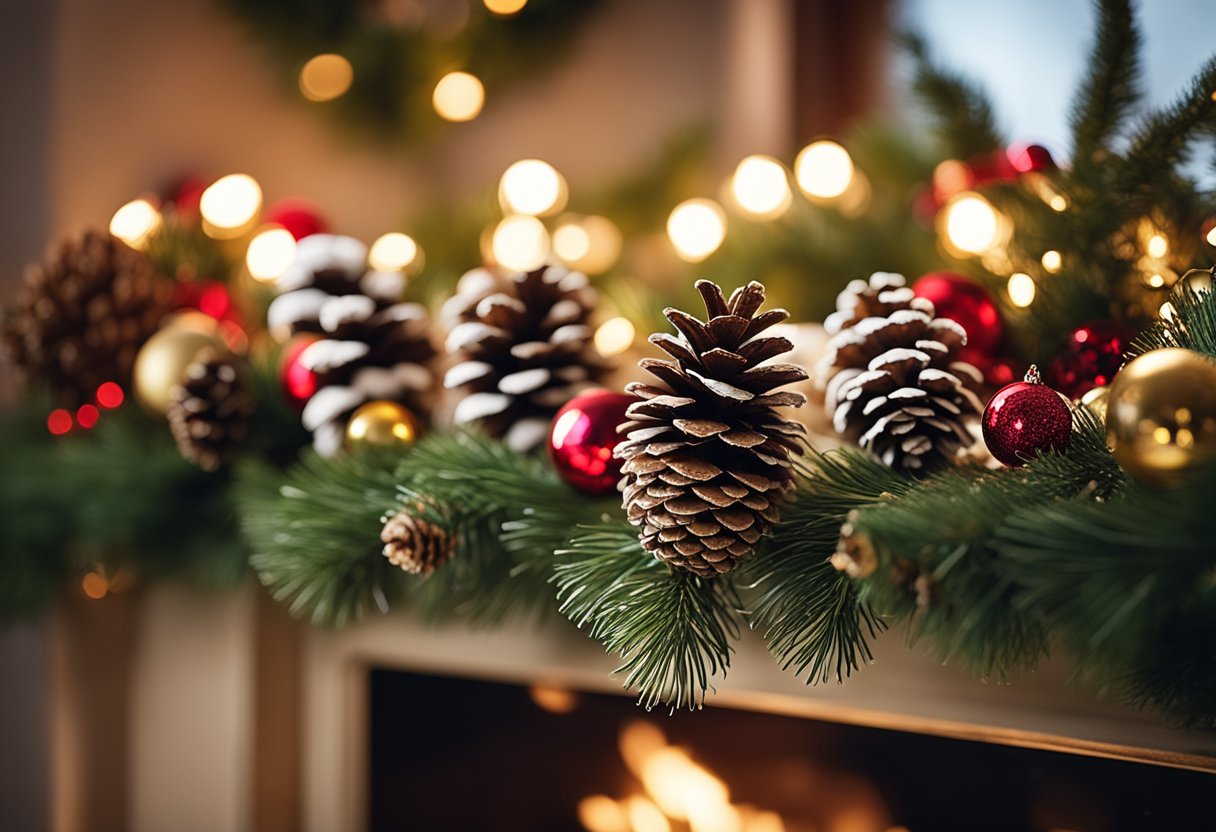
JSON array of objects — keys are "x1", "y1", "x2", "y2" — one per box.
[
  {"x1": 281, "y1": 334, "x2": 320, "y2": 409},
  {"x1": 264, "y1": 198, "x2": 328, "y2": 241},
  {"x1": 912, "y1": 272, "x2": 1003, "y2": 359},
  {"x1": 1047, "y1": 320, "x2": 1134, "y2": 400},
  {"x1": 982, "y1": 375, "x2": 1072, "y2": 466},
  {"x1": 548, "y1": 389, "x2": 633, "y2": 496}
]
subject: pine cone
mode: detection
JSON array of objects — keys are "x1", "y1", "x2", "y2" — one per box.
[
  {"x1": 267, "y1": 235, "x2": 437, "y2": 456},
  {"x1": 380, "y1": 509, "x2": 453, "y2": 575},
  {"x1": 817, "y1": 273, "x2": 984, "y2": 472},
  {"x1": 616, "y1": 280, "x2": 808, "y2": 578},
  {"x1": 442, "y1": 265, "x2": 610, "y2": 453},
  {"x1": 2, "y1": 228, "x2": 174, "y2": 406},
  {"x1": 166, "y1": 348, "x2": 255, "y2": 472}
]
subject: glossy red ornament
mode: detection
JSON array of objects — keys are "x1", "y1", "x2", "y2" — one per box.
[
  {"x1": 1047, "y1": 320, "x2": 1134, "y2": 400},
  {"x1": 1006, "y1": 143, "x2": 1055, "y2": 174},
  {"x1": 161, "y1": 175, "x2": 208, "y2": 219},
  {"x1": 548, "y1": 389, "x2": 633, "y2": 496},
  {"x1": 982, "y1": 366, "x2": 1072, "y2": 466},
  {"x1": 281, "y1": 334, "x2": 320, "y2": 409},
  {"x1": 264, "y1": 198, "x2": 328, "y2": 241},
  {"x1": 912, "y1": 272, "x2": 1004, "y2": 359}
]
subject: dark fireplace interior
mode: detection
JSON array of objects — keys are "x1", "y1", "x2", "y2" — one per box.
[{"x1": 369, "y1": 670, "x2": 1212, "y2": 832}]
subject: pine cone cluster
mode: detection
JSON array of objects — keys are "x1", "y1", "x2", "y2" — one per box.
[
  {"x1": 816, "y1": 273, "x2": 984, "y2": 472},
  {"x1": 166, "y1": 348, "x2": 255, "y2": 472},
  {"x1": 616, "y1": 280, "x2": 808, "y2": 578},
  {"x1": 3, "y1": 228, "x2": 174, "y2": 406},
  {"x1": 442, "y1": 265, "x2": 610, "y2": 452},
  {"x1": 380, "y1": 508, "x2": 453, "y2": 575},
  {"x1": 267, "y1": 234, "x2": 437, "y2": 456}
]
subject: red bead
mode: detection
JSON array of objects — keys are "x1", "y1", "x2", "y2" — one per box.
[
  {"x1": 264, "y1": 199, "x2": 328, "y2": 241},
  {"x1": 47, "y1": 409, "x2": 73, "y2": 436},
  {"x1": 1047, "y1": 320, "x2": 1134, "y2": 400},
  {"x1": 548, "y1": 390, "x2": 633, "y2": 496},
  {"x1": 95, "y1": 381, "x2": 125, "y2": 409},
  {"x1": 281, "y1": 334, "x2": 320, "y2": 409},
  {"x1": 76, "y1": 404, "x2": 99, "y2": 429},
  {"x1": 982, "y1": 378, "x2": 1072, "y2": 466},
  {"x1": 912, "y1": 272, "x2": 1003, "y2": 359}
]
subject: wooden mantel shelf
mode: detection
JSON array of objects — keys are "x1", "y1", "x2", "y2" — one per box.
[{"x1": 301, "y1": 606, "x2": 1216, "y2": 831}]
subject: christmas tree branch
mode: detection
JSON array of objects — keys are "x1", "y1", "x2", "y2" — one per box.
[
  {"x1": 901, "y1": 32, "x2": 1004, "y2": 157},
  {"x1": 554, "y1": 522, "x2": 741, "y2": 711},
  {"x1": 1069, "y1": 0, "x2": 1142, "y2": 174}
]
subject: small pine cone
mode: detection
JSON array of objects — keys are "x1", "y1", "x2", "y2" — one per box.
[
  {"x1": 442, "y1": 265, "x2": 611, "y2": 453},
  {"x1": 267, "y1": 235, "x2": 437, "y2": 456},
  {"x1": 616, "y1": 280, "x2": 808, "y2": 578},
  {"x1": 2, "y1": 228, "x2": 174, "y2": 406},
  {"x1": 830, "y1": 509, "x2": 877, "y2": 578},
  {"x1": 166, "y1": 349, "x2": 255, "y2": 472},
  {"x1": 380, "y1": 510, "x2": 453, "y2": 575},
  {"x1": 816, "y1": 273, "x2": 984, "y2": 473}
]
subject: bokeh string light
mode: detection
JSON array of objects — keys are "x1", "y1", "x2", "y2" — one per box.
[
  {"x1": 666, "y1": 198, "x2": 726, "y2": 263},
  {"x1": 299, "y1": 53, "x2": 354, "y2": 102},
  {"x1": 795, "y1": 140, "x2": 854, "y2": 199},
  {"x1": 109, "y1": 199, "x2": 161, "y2": 250},
  {"x1": 246, "y1": 226, "x2": 297, "y2": 282},
  {"x1": 499, "y1": 159, "x2": 567, "y2": 216},
  {"x1": 200, "y1": 174, "x2": 262, "y2": 239},
  {"x1": 433, "y1": 71, "x2": 485, "y2": 122}
]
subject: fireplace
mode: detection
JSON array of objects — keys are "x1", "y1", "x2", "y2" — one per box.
[{"x1": 367, "y1": 668, "x2": 1212, "y2": 832}]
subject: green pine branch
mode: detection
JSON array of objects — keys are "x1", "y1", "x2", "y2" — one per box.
[
  {"x1": 1130, "y1": 281, "x2": 1216, "y2": 358},
  {"x1": 1069, "y1": 0, "x2": 1142, "y2": 175},
  {"x1": 554, "y1": 522, "x2": 741, "y2": 712},
  {"x1": 901, "y1": 32, "x2": 1004, "y2": 158},
  {"x1": 741, "y1": 451, "x2": 905, "y2": 684},
  {"x1": 239, "y1": 448, "x2": 407, "y2": 627}
]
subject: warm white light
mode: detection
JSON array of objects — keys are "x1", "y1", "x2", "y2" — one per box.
[
  {"x1": 246, "y1": 227, "x2": 297, "y2": 282},
  {"x1": 1146, "y1": 272, "x2": 1166, "y2": 288},
  {"x1": 1207, "y1": 226, "x2": 1216, "y2": 246},
  {"x1": 730, "y1": 155, "x2": 792, "y2": 218},
  {"x1": 491, "y1": 215, "x2": 550, "y2": 271},
  {"x1": 1041, "y1": 249, "x2": 1063, "y2": 273},
  {"x1": 499, "y1": 159, "x2": 566, "y2": 216},
  {"x1": 200, "y1": 174, "x2": 262, "y2": 238},
  {"x1": 553, "y1": 215, "x2": 621, "y2": 273},
  {"x1": 368, "y1": 232, "x2": 419, "y2": 272},
  {"x1": 109, "y1": 199, "x2": 161, "y2": 250},
  {"x1": 795, "y1": 140, "x2": 854, "y2": 199},
  {"x1": 299, "y1": 54, "x2": 353, "y2": 102},
  {"x1": 484, "y1": 0, "x2": 527, "y2": 13},
  {"x1": 1160, "y1": 301, "x2": 1177, "y2": 320},
  {"x1": 1049, "y1": 194, "x2": 1068, "y2": 212},
  {"x1": 942, "y1": 192, "x2": 1001, "y2": 255},
  {"x1": 553, "y1": 222, "x2": 591, "y2": 262},
  {"x1": 1147, "y1": 234, "x2": 1169, "y2": 259},
  {"x1": 594, "y1": 317, "x2": 635, "y2": 356},
  {"x1": 432, "y1": 71, "x2": 484, "y2": 122},
  {"x1": 1007, "y1": 273, "x2": 1036, "y2": 307},
  {"x1": 667, "y1": 198, "x2": 726, "y2": 262}
]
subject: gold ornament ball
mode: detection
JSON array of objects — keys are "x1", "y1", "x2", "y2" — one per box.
[
  {"x1": 133, "y1": 315, "x2": 227, "y2": 414},
  {"x1": 1106, "y1": 348, "x2": 1216, "y2": 487},
  {"x1": 345, "y1": 400, "x2": 420, "y2": 450},
  {"x1": 1079, "y1": 385, "x2": 1109, "y2": 424}
]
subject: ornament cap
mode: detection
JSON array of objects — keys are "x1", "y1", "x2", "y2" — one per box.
[{"x1": 1024, "y1": 364, "x2": 1042, "y2": 384}]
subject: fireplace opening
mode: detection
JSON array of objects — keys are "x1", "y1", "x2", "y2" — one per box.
[{"x1": 369, "y1": 669, "x2": 1212, "y2": 832}]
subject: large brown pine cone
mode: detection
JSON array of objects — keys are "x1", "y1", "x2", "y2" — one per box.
[
  {"x1": 166, "y1": 348, "x2": 255, "y2": 472},
  {"x1": 816, "y1": 273, "x2": 984, "y2": 472},
  {"x1": 616, "y1": 280, "x2": 808, "y2": 578},
  {"x1": 442, "y1": 265, "x2": 611, "y2": 453},
  {"x1": 2, "y1": 228, "x2": 174, "y2": 406},
  {"x1": 267, "y1": 234, "x2": 437, "y2": 456}
]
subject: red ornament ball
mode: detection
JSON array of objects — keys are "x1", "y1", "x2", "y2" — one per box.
[
  {"x1": 1006, "y1": 143, "x2": 1055, "y2": 174},
  {"x1": 912, "y1": 272, "x2": 1003, "y2": 359},
  {"x1": 548, "y1": 389, "x2": 633, "y2": 496},
  {"x1": 982, "y1": 369, "x2": 1072, "y2": 466},
  {"x1": 264, "y1": 198, "x2": 328, "y2": 241},
  {"x1": 281, "y1": 334, "x2": 320, "y2": 410},
  {"x1": 1047, "y1": 320, "x2": 1134, "y2": 400}
]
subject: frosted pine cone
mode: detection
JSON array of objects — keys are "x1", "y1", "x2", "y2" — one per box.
[{"x1": 817, "y1": 273, "x2": 984, "y2": 472}]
